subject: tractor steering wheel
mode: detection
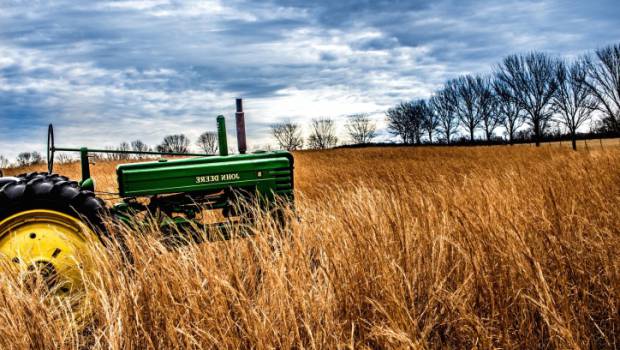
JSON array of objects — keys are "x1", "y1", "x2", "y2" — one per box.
[{"x1": 47, "y1": 124, "x2": 55, "y2": 174}]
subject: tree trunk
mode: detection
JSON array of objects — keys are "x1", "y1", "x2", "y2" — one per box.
[
  {"x1": 428, "y1": 131, "x2": 433, "y2": 144},
  {"x1": 534, "y1": 120, "x2": 541, "y2": 147},
  {"x1": 470, "y1": 127, "x2": 474, "y2": 142},
  {"x1": 571, "y1": 132, "x2": 577, "y2": 151}
]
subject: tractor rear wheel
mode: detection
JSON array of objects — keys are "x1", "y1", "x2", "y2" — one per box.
[{"x1": 0, "y1": 172, "x2": 106, "y2": 302}]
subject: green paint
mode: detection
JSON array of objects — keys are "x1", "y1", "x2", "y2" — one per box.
[
  {"x1": 80, "y1": 147, "x2": 91, "y2": 183},
  {"x1": 80, "y1": 177, "x2": 95, "y2": 192},
  {"x1": 217, "y1": 115, "x2": 228, "y2": 156},
  {"x1": 116, "y1": 151, "x2": 293, "y2": 198}
]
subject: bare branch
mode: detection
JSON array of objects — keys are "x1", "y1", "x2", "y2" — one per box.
[
  {"x1": 196, "y1": 132, "x2": 218, "y2": 154},
  {"x1": 494, "y1": 52, "x2": 561, "y2": 146},
  {"x1": 345, "y1": 114, "x2": 377, "y2": 144},
  {"x1": 494, "y1": 78, "x2": 525, "y2": 143},
  {"x1": 308, "y1": 118, "x2": 338, "y2": 149},
  {"x1": 582, "y1": 43, "x2": 620, "y2": 133},
  {"x1": 131, "y1": 140, "x2": 151, "y2": 159},
  {"x1": 157, "y1": 134, "x2": 190, "y2": 153},
  {"x1": 271, "y1": 122, "x2": 304, "y2": 151},
  {"x1": 386, "y1": 100, "x2": 426, "y2": 144},
  {"x1": 430, "y1": 88, "x2": 459, "y2": 144},
  {"x1": 551, "y1": 58, "x2": 598, "y2": 150}
]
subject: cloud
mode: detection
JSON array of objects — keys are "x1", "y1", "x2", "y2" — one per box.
[{"x1": 0, "y1": 0, "x2": 619, "y2": 160}]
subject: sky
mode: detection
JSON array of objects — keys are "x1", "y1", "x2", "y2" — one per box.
[{"x1": 0, "y1": 0, "x2": 619, "y2": 160}]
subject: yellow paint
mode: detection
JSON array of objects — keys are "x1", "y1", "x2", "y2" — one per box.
[{"x1": 0, "y1": 209, "x2": 100, "y2": 297}]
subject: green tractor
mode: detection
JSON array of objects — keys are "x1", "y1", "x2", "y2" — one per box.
[{"x1": 0, "y1": 99, "x2": 294, "y2": 299}]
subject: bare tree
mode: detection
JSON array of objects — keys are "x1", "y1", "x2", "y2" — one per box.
[
  {"x1": 410, "y1": 100, "x2": 429, "y2": 144},
  {"x1": 419, "y1": 100, "x2": 439, "y2": 143},
  {"x1": 476, "y1": 76, "x2": 502, "y2": 141},
  {"x1": 131, "y1": 139, "x2": 150, "y2": 159},
  {"x1": 494, "y1": 78, "x2": 525, "y2": 144},
  {"x1": 31, "y1": 152, "x2": 42, "y2": 164},
  {"x1": 157, "y1": 134, "x2": 190, "y2": 153},
  {"x1": 271, "y1": 122, "x2": 304, "y2": 151},
  {"x1": 117, "y1": 142, "x2": 131, "y2": 160},
  {"x1": 16, "y1": 152, "x2": 42, "y2": 167},
  {"x1": 0, "y1": 155, "x2": 9, "y2": 169},
  {"x1": 430, "y1": 88, "x2": 458, "y2": 144},
  {"x1": 196, "y1": 131, "x2": 218, "y2": 154},
  {"x1": 386, "y1": 101, "x2": 425, "y2": 144},
  {"x1": 495, "y1": 52, "x2": 560, "y2": 146},
  {"x1": 386, "y1": 103, "x2": 410, "y2": 143},
  {"x1": 308, "y1": 118, "x2": 338, "y2": 149},
  {"x1": 451, "y1": 76, "x2": 483, "y2": 141},
  {"x1": 345, "y1": 114, "x2": 376, "y2": 144},
  {"x1": 118, "y1": 142, "x2": 130, "y2": 152},
  {"x1": 582, "y1": 43, "x2": 620, "y2": 133},
  {"x1": 16, "y1": 153, "x2": 30, "y2": 167},
  {"x1": 551, "y1": 59, "x2": 598, "y2": 150},
  {"x1": 56, "y1": 153, "x2": 73, "y2": 164}
]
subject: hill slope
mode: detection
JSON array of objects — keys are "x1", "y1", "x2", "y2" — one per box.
[{"x1": 1, "y1": 146, "x2": 619, "y2": 349}]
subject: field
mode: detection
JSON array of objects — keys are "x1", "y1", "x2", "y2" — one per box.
[
  {"x1": 1, "y1": 146, "x2": 619, "y2": 349},
  {"x1": 533, "y1": 137, "x2": 620, "y2": 149}
]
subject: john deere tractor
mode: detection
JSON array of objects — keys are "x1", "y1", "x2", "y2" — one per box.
[{"x1": 0, "y1": 99, "x2": 294, "y2": 299}]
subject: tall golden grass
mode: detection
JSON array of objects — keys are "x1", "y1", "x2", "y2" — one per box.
[{"x1": 1, "y1": 146, "x2": 619, "y2": 349}]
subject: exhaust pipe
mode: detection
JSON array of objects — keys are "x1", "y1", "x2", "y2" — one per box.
[{"x1": 235, "y1": 98, "x2": 247, "y2": 154}]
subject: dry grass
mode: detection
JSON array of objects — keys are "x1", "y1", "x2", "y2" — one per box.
[
  {"x1": 525, "y1": 137, "x2": 620, "y2": 149},
  {"x1": 1, "y1": 146, "x2": 619, "y2": 349}
]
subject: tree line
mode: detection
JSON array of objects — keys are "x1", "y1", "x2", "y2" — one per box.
[
  {"x1": 0, "y1": 114, "x2": 378, "y2": 169},
  {"x1": 386, "y1": 42, "x2": 620, "y2": 150},
  {"x1": 272, "y1": 43, "x2": 619, "y2": 152},
  {"x1": 105, "y1": 131, "x2": 221, "y2": 160},
  {"x1": 1, "y1": 114, "x2": 378, "y2": 167},
  {"x1": 0, "y1": 131, "x2": 221, "y2": 168},
  {"x1": 270, "y1": 114, "x2": 377, "y2": 151}
]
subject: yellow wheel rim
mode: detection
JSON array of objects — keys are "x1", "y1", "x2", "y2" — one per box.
[{"x1": 0, "y1": 209, "x2": 100, "y2": 298}]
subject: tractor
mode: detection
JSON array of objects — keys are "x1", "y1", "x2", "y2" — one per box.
[{"x1": 0, "y1": 99, "x2": 294, "y2": 300}]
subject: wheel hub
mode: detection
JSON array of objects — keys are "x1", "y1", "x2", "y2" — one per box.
[{"x1": 0, "y1": 210, "x2": 99, "y2": 298}]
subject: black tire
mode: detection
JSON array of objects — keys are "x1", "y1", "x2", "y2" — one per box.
[{"x1": 0, "y1": 172, "x2": 108, "y2": 235}]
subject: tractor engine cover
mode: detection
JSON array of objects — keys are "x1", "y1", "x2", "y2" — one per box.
[{"x1": 116, "y1": 151, "x2": 294, "y2": 200}]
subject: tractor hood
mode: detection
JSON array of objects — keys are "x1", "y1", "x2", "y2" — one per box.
[{"x1": 116, "y1": 151, "x2": 294, "y2": 198}]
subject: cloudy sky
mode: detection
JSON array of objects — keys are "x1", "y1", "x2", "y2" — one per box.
[{"x1": 0, "y1": 0, "x2": 618, "y2": 159}]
